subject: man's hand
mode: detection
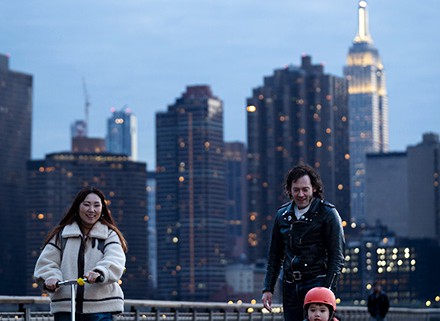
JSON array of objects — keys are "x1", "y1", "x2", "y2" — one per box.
[{"x1": 262, "y1": 291, "x2": 273, "y2": 312}]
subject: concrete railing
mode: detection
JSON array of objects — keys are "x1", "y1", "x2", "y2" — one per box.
[{"x1": 1, "y1": 296, "x2": 440, "y2": 321}]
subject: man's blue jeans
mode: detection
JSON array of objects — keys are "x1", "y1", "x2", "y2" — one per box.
[
  {"x1": 282, "y1": 275, "x2": 327, "y2": 321},
  {"x1": 54, "y1": 312, "x2": 112, "y2": 321}
]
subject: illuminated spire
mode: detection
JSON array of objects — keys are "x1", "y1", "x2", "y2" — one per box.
[{"x1": 354, "y1": 0, "x2": 373, "y2": 44}]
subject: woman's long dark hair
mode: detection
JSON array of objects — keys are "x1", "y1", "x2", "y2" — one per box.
[{"x1": 44, "y1": 186, "x2": 128, "y2": 252}]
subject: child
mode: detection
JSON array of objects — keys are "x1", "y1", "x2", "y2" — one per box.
[{"x1": 303, "y1": 287, "x2": 340, "y2": 321}]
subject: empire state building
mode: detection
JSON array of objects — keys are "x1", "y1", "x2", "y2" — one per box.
[{"x1": 344, "y1": 0, "x2": 389, "y2": 221}]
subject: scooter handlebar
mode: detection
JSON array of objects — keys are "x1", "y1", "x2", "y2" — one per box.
[{"x1": 57, "y1": 275, "x2": 103, "y2": 287}]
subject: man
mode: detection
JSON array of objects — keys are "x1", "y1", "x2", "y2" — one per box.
[
  {"x1": 261, "y1": 164, "x2": 345, "y2": 321},
  {"x1": 367, "y1": 281, "x2": 390, "y2": 321}
]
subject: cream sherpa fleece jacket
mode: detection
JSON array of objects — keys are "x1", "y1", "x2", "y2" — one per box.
[{"x1": 34, "y1": 221, "x2": 126, "y2": 314}]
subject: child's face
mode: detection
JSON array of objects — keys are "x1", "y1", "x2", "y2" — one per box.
[{"x1": 307, "y1": 303, "x2": 330, "y2": 321}]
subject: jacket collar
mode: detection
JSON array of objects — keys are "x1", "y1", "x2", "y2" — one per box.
[
  {"x1": 286, "y1": 198, "x2": 321, "y2": 214},
  {"x1": 282, "y1": 198, "x2": 321, "y2": 220},
  {"x1": 62, "y1": 221, "x2": 109, "y2": 239},
  {"x1": 308, "y1": 198, "x2": 321, "y2": 215}
]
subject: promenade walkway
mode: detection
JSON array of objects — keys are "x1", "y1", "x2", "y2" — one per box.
[{"x1": 1, "y1": 296, "x2": 440, "y2": 321}]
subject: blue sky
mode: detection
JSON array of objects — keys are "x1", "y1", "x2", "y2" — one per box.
[{"x1": 2, "y1": 1, "x2": 439, "y2": 168}]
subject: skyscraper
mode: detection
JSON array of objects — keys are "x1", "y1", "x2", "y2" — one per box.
[
  {"x1": 155, "y1": 85, "x2": 226, "y2": 301},
  {"x1": 246, "y1": 55, "x2": 350, "y2": 262},
  {"x1": 25, "y1": 152, "x2": 150, "y2": 299},
  {"x1": 344, "y1": 0, "x2": 389, "y2": 221},
  {"x1": 0, "y1": 54, "x2": 33, "y2": 295},
  {"x1": 106, "y1": 107, "x2": 138, "y2": 160},
  {"x1": 224, "y1": 142, "x2": 247, "y2": 260}
]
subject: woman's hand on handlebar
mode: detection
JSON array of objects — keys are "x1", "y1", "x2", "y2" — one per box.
[
  {"x1": 84, "y1": 270, "x2": 103, "y2": 283},
  {"x1": 44, "y1": 278, "x2": 60, "y2": 291}
]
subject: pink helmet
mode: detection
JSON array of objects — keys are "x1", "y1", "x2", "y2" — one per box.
[{"x1": 303, "y1": 287, "x2": 337, "y2": 311}]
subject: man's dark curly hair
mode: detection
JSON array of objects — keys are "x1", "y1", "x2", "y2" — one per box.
[{"x1": 285, "y1": 164, "x2": 324, "y2": 199}]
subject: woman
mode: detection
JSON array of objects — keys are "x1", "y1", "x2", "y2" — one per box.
[{"x1": 34, "y1": 187, "x2": 127, "y2": 321}]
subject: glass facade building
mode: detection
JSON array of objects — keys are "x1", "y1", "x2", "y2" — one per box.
[{"x1": 106, "y1": 107, "x2": 138, "y2": 160}]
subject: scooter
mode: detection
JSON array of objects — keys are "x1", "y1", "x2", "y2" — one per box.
[{"x1": 56, "y1": 275, "x2": 104, "y2": 321}]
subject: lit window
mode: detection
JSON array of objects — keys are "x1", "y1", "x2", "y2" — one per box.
[{"x1": 247, "y1": 105, "x2": 257, "y2": 112}]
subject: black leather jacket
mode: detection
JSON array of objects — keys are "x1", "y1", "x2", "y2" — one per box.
[{"x1": 263, "y1": 198, "x2": 345, "y2": 293}]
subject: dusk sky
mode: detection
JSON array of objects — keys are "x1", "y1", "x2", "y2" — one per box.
[{"x1": 2, "y1": 0, "x2": 439, "y2": 168}]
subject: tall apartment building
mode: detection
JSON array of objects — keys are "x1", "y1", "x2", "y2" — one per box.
[
  {"x1": 365, "y1": 133, "x2": 440, "y2": 243},
  {"x1": 155, "y1": 85, "x2": 226, "y2": 301},
  {"x1": 106, "y1": 107, "x2": 138, "y2": 160},
  {"x1": 246, "y1": 55, "x2": 350, "y2": 262},
  {"x1": 344, "y1": 0, "x2": 389, "y2": 221},
  {"x1": 25, "y1": 152, "x2": 150, "y2": 299},
  {"x1": 0, "y1": 54, "x2": 33, "y2": 295},
  {"x1": 224, "y1": 142, "x2": 248, "y2": 260}
]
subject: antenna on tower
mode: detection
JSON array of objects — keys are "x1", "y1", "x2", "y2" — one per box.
[{"x1": 82, "y1": 77, "x2": 90, "y2": 135}]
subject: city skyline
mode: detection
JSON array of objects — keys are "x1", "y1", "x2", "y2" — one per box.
[{"x1": 2, "y1": 0, "x2": 439, "y2": 168}]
